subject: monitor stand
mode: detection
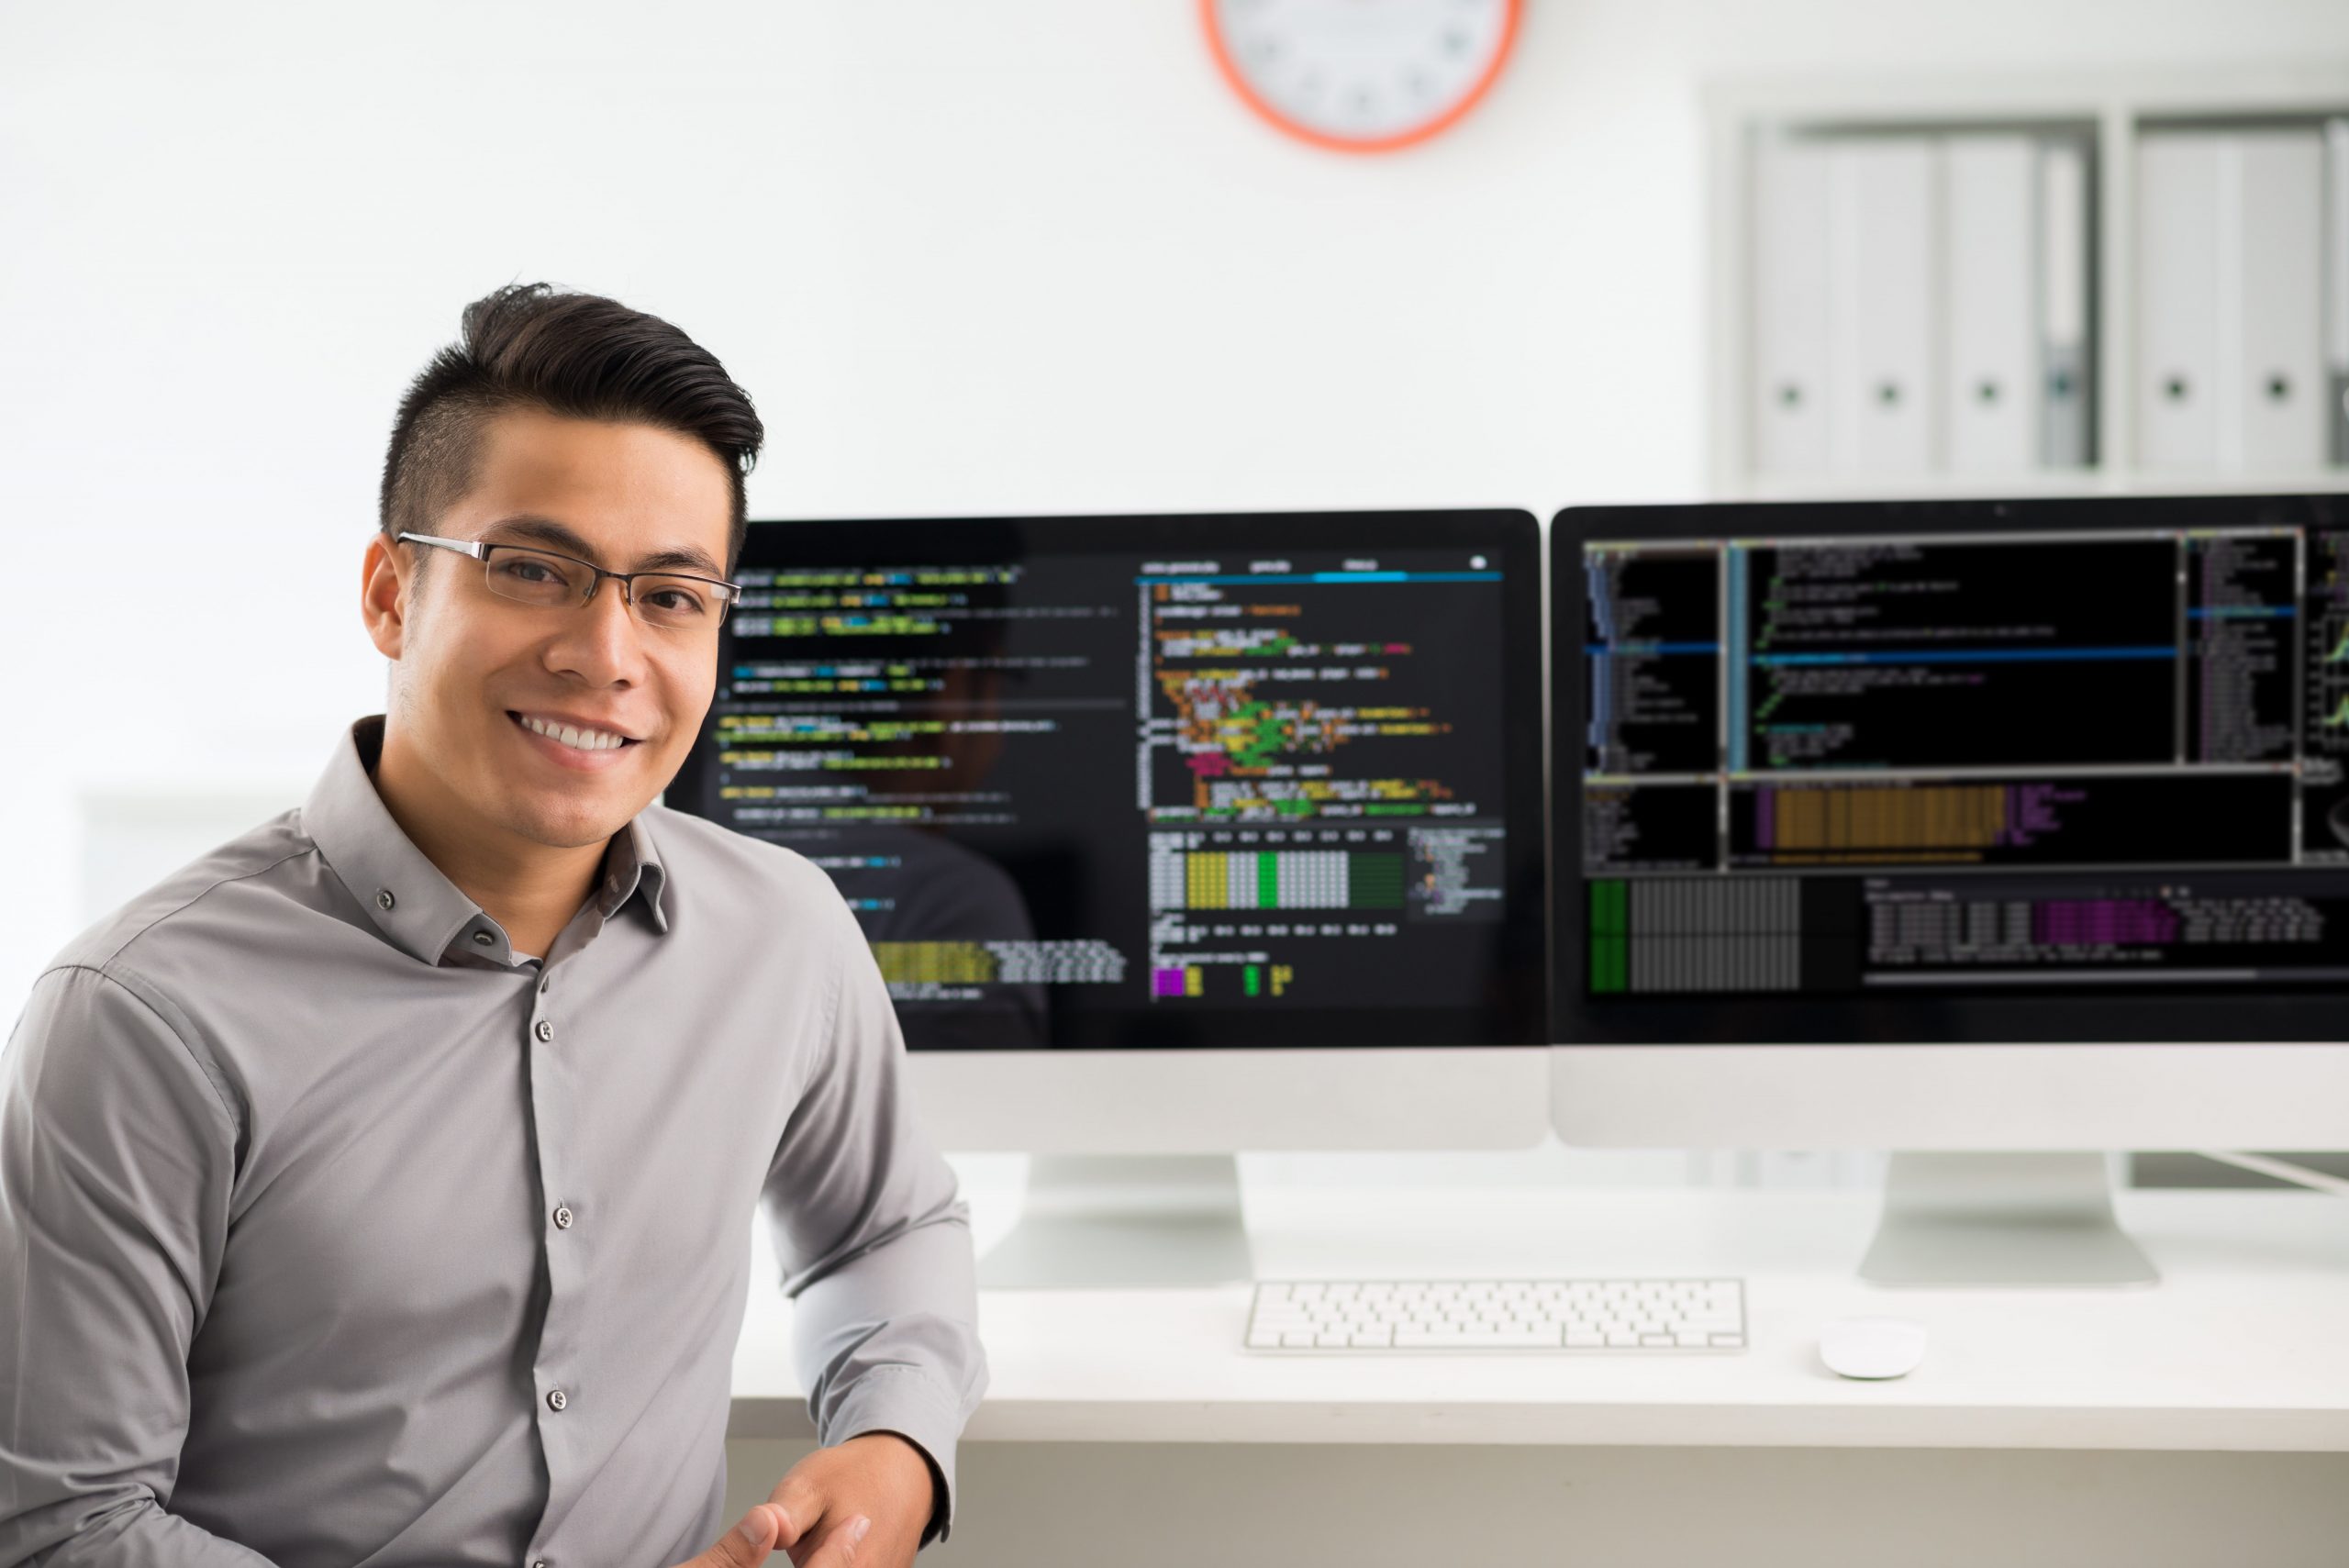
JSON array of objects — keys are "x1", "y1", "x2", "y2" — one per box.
[
  {"x1": 977, "y1": 1154, "x2": 1255, "y2": 1290},
  {"x1": 1858, "y1": 1151, "x2": 2158, "y2": 1286}
]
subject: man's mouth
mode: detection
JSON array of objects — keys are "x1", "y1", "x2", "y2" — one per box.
[{"x1": 508, "y1": 711, "x2": 642, "y2": 753}]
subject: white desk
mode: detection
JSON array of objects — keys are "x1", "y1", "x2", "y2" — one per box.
[{"x1": 727, "y1": 1187, "x2": 2349, "y2": 1566}]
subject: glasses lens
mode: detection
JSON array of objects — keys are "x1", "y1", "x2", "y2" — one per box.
[
  {"x1": 484, "y1": 547, "x2": 590, "y2": 606},
  {"x1": 633, "y1": 574, "x2": 725, "y2": 629}
]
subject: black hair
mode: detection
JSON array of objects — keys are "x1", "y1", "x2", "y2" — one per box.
[{"x1": 378, "y1": 283, "x2": 763, "y2": 571}]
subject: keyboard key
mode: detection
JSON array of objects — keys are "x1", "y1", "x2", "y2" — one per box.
[{"x1": 1397, "y1": 1329, "x2": 1560, "y2": 1348}]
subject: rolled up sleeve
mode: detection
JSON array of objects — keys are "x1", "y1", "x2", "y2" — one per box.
[
  {"x1": 0, "y1": 964, "x2": 274, "y2": 1565},
  {"x1": 761, "y1": 906, "x2": 986, "y2": 1545}
]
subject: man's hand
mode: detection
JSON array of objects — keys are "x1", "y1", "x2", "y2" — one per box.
[
  {"x1": 766, "y1": 1432, "x2": 938, "y2": 1568},
  {"x1": 671, "y1": 1502, "x2": 872, "y2": 1568}
]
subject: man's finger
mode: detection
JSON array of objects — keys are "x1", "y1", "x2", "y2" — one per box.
[
  {"x1": 678, "y1": 1504, "x2": 779, "y2": 1568},
  {"x1": 765, "y1": 1474, "x2": 829, "y2": 1551},
  {"x1": 801, "y1": 1515, "x2": 873, "y2": 1568}
]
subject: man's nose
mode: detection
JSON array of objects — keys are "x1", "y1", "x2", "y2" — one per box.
[{"x1": 549, "y1": 580, "x2": 649, "y2": 684}]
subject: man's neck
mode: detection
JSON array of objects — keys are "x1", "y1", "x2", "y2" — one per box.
[{"x1": 372, "y1": 728, "x2": 607, "y2": 959}]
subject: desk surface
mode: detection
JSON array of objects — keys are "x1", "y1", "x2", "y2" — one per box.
[{"x1": 729, "y1": 1185, "x2": 2349, "y2": 1451}]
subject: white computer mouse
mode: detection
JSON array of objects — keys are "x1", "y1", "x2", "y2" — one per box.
[{"x1": 1818, "y1": 1316, "x2": 1929, "y2": 1380}]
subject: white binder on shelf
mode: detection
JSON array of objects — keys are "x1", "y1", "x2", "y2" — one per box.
[
  {"x1": 2324, "y1": 120, "x2": 2349, "y2": 467},
  {"x1": 1831, "y1": 138, "x2": 1939, "y2": 473},
  {"x1": 2232, "y1": 129, "x2": 2325, "y2": 471},
  {"x1": 1752, "y1": 134, "x2": 1835, "y2": 477},
  {"x1": 1943, "y1": 136, "x2": 2038, "y2": 473},
  {"x1": 2136, "y1": 133, "x2": 2224, "y2": 468},
  {"x1": 2036, "y1": 138, "x2": 2093, "y2": 470}
]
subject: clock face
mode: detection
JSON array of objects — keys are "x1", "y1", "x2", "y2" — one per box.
[{"x1": 1203, "y1": 0, "x2": 1520, "y2": 153}]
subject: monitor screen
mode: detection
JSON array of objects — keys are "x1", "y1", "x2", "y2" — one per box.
[
  {"x1": 1554, "y1": 495, "x2": 2349, "y2": 1044},
  {"x1": 668, "y1": 510, "x2": 1547, "y2": 1051}
]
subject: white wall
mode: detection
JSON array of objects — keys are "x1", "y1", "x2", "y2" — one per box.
[{"x1": 6, "y1": 0, "x2": 2349, "y2": 1011}]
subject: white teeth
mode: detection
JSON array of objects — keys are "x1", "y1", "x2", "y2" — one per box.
[{"x1": 521, "y1": 715, "x2": 627, "y2": 751}]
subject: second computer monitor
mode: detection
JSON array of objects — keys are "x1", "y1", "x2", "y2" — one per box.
[{"x1": 1554, "y1": 495, "x2": 2349, "y2": 1153}]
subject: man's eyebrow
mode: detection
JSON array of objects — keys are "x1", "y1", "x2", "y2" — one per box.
[{"x1": 480, "y1": 515, "x2": 728, "y2": 579}]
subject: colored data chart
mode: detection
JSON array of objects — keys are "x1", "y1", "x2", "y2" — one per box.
[{"x1": 1149, "y1": 847, "x2": 1407, "y2": 911}]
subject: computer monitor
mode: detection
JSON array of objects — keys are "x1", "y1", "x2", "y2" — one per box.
[
  {"x1": 667, "y1": 509, "x2": 1549, "y2": 1284},
  {"x1": 1553, "y1": 495, "x2": 2349, "y2": 1284}
]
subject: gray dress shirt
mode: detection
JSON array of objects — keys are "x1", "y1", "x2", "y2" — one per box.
[{"x1": 0, "y1": 717, "x2": 985, "y2": 1565}]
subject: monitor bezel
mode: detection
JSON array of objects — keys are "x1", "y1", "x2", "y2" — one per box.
[
  {"x1": 668, "y1": 507, "x2": 1551, "y2": 1051},
  {"x1": 1550, "y1": 492, "x2": 2349, "y2": 1046}
]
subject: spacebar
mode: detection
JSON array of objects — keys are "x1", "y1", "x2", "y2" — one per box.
[{"x1": 1393, "y1": 1329, "x2": 1561, "y2": 1348}]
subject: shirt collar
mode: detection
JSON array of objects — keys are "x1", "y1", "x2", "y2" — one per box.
[
  {"x1": 303, "y1": 716, "x2": 670, "y2": 965},
  {"x1": 599, "y1": 812, "x2": 671, "y2": 933}
]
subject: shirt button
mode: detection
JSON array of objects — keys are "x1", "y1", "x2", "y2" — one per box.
[
  {"x1": 375, "y1": 889, "x2": 395, "y2": 911},
  {"x1": 546, "y1": 1388, "x2": 567, "y2": 1412},
  {"x1": 552, "y1": 1205, "x2": 573, "y2": 1229},
  {"x1": 473, "y1": 929, "x2": 495, "y2": 947},
  {"x1": 535, "y1": 1019, "x2": 554, "y2": 1043}
]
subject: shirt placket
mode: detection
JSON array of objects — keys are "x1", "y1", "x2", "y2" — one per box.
[{"x1": 523, "y1": 959, "x2": 587, "y2": 1568}]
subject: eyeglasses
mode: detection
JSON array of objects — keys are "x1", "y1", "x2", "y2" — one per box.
[{"x1": 396, "y1": 532, "x2": 741, "y2": 632}]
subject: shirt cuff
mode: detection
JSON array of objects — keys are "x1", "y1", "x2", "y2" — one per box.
[{"x1": 817, "y1": 1366, "x2": 968, "y2": 1545}]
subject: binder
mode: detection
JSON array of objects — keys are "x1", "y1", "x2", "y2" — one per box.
[
  {"x1": 2136, "y1": 133, "x2": 2223, "y2": 467},
  {"x1": 2036, "y1": 138, "x2": 2093, "y2": 469},
  {"x1": 1943, "y1": 136, "x2": 2037, "y2": 473},
  {"x1": 2326, "y1": 120, "x2": 2349, "y2": 466},
  {"x1": 2232, "y1": 128, "x2": 2325, "y2": 471},
  {"x1": 1752, "y1": 134, "x2": 1834, "y2": 476},
  {"x1": 1832, "y1": 138, "x2": 1938, "y2": 473}
]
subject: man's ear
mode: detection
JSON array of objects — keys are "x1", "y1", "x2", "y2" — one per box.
[{"x1": 362, "y1": 532, "x2": 411, "y2": 661}]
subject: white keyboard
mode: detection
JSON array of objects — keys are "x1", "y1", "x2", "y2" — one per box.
[{"x1": 1245, "y1": 1277, "x2": 1748, "y2": 1352}]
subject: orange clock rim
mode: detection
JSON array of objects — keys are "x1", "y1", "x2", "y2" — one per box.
[{"x1": 1199, "y1": 0, "x2": 1522, "y2": 155}]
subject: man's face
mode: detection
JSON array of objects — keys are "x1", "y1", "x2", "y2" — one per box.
[{"x1": 373, "y1": 407, "x2": 734, "y2": 851}]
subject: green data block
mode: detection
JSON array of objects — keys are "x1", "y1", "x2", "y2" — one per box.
[
  {"x1": 1347, "y1": 853, "x2": 1407, "y2": 909},
  {"x1": 1590, "y1": 880, "x2": 1630, "y2": 994}
]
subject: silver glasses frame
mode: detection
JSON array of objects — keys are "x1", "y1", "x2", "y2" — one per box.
[{"x1": 395, "y1": 531, "x2": 742, "y2": 628}]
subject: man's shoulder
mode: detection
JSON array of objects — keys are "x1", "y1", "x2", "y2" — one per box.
[
  {"x1": 640, "y1": 804, "x2": 847, "y2": 913},
  {"x1": 48, "y1": 807, "x2": 322, "y2": 984}
]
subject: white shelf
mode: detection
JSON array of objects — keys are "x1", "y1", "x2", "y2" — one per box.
[
  {"x1": 1725, "y1": 467, "x2": 2349, "y2": 504},
  {"x1": 1707, "y1": 66, "x2": 2349, "y2": 498}
]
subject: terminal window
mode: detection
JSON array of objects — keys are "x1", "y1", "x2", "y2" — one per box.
[
  {"x1": 1582, "y1": 523, "x2": 2349, "y2": 999},
  {"x1": 690, "y1": 537, "x2": 1523, "y2": 1046}
]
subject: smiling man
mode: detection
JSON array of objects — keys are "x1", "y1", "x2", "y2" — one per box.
[{"x1": 0, "y1": 285, "x2": 985, "y2": 1566}]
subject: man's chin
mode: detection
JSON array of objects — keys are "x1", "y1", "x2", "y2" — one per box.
[{"x1": 500, "y1": 795, "x2": 642, "y2": 852}]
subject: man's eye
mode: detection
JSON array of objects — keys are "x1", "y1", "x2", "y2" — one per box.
[
  {"x1": 501, "y1": 560, "x2": 559, "y2": 583},
  {"x1": 646, "y1": 589, "x2": 707, "y2": 616}
]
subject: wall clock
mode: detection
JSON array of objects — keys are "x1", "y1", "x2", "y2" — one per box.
[{"x1": 1202, "y1": 0, "x2": 1522, "y2": 154}]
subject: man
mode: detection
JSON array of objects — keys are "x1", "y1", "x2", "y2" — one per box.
[{"x1": 0, "y1": 284, "x2": 985, "y2": 1565}]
